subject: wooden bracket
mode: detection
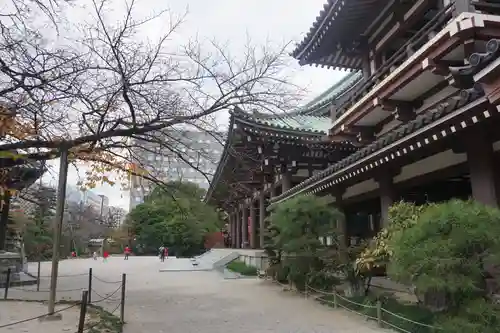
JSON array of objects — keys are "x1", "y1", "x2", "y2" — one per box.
[
  {"x1": 426, "y1": 59, "x2": 450, "y2": 76},
  {"x1": 380, "y1": 99, "x2": 416, "y2": 123}
]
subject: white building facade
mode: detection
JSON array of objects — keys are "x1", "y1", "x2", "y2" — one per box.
[{"x1": 128, "y1": 130, "x2": 223, "y2": 210}]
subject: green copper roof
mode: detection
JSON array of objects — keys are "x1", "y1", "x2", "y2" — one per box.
[
  {"x1": 250, "y1": 114, "x2": 330, "y2": 134},
  {"x1": 297, "y1": 71, "x2": 362, "y2": 115},
  {"x1": 233, "y1": 71, "x2": 361, "y2": 134}
]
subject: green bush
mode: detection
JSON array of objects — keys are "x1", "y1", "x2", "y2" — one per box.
[
  {"x1": 267, "y1": 195, "x2": 344, "y2": 290},
  {"x1": 274, "y1": 264, "x2": 290, "y2": 283},
  {"x1": 226, "y1": 260, "x2": 258, "y2": 276},
  {"x1": 437, "y1": 298, "x2": 500, "y2": 333},
  {"x1": 389, "y1": 199, "x2": 500, "y2": 310}
]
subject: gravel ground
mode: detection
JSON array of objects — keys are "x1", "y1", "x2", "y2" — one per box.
[
  {"x1": 0, "y1": 301, "x2": 80, "y2": 332},
  {"x1": 3, "y1": 256, "x2": 389, "y2": 333}
]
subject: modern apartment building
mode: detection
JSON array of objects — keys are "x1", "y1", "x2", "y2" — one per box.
[
  {"x1": 129, "y1": 130, "x2": 224, "y2": 210},
  {"x1": 66, "y1": 185, "x2": 109, "y2": 217}
]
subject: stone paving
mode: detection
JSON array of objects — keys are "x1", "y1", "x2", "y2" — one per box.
[{"x1": 2, "y1": 256, "x2": 389, "y2": 333}]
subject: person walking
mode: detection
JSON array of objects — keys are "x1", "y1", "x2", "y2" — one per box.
[
  {"x1": 160, "y1": 245, "x2": 167, "y2": 262},
  {"x1": 159, "y1": 246, "x2": 165, "y2": 261},
  {"x1": 164, "y1": 246, "x2": 169, "y2": 259},
  {"x1": 124, "y1": 246, "x2": 131, "y2": 260},
  {"x1": 93, "y1": 251, "x2": 98, "y2": 260},
  {"x1": 103, "y1": 250, "x2": 109, "y2": 263}
]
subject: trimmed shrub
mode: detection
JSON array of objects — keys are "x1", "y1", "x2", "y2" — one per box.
[{"x1": 227, "y1": 260, "x2": 258, "y2": 276}]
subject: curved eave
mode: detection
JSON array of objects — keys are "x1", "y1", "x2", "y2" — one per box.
[
  {"x1": 235, "y1": 116, "x2": 327, "y2": 138},
  {"x1": 292, "y1": 0, "x2": 344, "y2": 60},
  {"x1": 7, "y1": 165, "x2": 45, "y2": 189},
  {"x1": 292, "y1": 0, "x2": 385, "y2": 68},
  {"x1": 204, "y1": 114, "x2": 236, "y2": 206}
]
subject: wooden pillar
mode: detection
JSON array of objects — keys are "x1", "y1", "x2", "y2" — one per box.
[
  {"x1": 242, "y1": 204, "x2": 249, "y2": 248},
  {"x1": 259, "y1": 192, "x2": 266, "y2": 249},
  {"x1": 334, "y1": 190, "x2": 348, "y2": 249},
  {"x1": 250, "y1": 199, "x2": 257, "y2": 249},
  {"x1": 282, "y1": 172, "x2": 291, "y2": 193},
  {"x1": 270, "y1": 186, "x2": 277, "y2": 198},
  {"x1": 236, "y1": 208, "x2": 241, "y2": 248},
  {"x1": 362, "y1": 53, "x2": 371, "y2": 80},
  {"x1": 0, "y1": 193, "x2": 11, "y2": 251},
  {"x1": 230, "y1": 213, "x2": 236, "y2": 248},
  {"x1": 465, "y1": 128, "x2": 498, "y2": 206},
  {"x1": 376, "y1": 172, "x2": 397, "y2": 228},
  {"x1": 228, "y1": 213, "x2": 232, "y2": 248}
]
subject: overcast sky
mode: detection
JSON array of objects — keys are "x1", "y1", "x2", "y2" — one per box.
[{"x1": 41, "y1": 0, "x2": 347, "y2": 210}]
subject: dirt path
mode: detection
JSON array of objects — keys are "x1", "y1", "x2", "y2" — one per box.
[{"x1": 13, "y1": 257, "x2": 388, "y2": 333}]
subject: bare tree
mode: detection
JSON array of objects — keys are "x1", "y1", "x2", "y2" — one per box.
[
  {"x1": 103, "y1": 206, "x2": 126, "y2": 229},
  {"x1": 64, "y1": 200, "x2": 106, "y2": 249},
  {"x1": 0, "y1": 0, "x2": 301, "y2": 190}
]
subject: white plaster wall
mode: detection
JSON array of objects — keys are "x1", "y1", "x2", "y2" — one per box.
[
  {"x1": 394, "y1": 149, "x2": 466, "y2": 183},
  {"x1": 340, "y1": 139, "x2": 500, "y2": 201}
]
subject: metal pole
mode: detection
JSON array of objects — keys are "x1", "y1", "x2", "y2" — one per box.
[
  {"x1": 77, "y1": 290, "x2": 89, "y2": 333},
  {"x1": 4, "y1": 267, "x2": 11, "y2": 299},
  {"x1": 36, "y1": 261, "x2": 41, "y2": 292},
  {"x1": 120, "y1": 273, "x2": 126, "y2": 323},
  {"x1": 88, "y1": 268, "x2": 92, "y2": 304},
  {"x1": 48, "y1": 148, "x2": 69, "y2": 315}
]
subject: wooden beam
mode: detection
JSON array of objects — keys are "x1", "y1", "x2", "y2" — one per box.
[
  {"x1": 380, "y1": 99, "x2": 417, "y2": 123},
  {"x1": 341, "y1": 125, "x2": 377, "y2": 144},
  {"x1": 472, "y1": 0, "x2": 500, "y2": 15}
]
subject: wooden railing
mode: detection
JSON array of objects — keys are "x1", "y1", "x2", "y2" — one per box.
[{"x1": 333, "y1": 2, "x2": 455, "y2": 122}]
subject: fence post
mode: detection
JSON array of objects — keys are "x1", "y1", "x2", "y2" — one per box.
[
  {"x1": 36, "y1": 261, "x2": 41, "y2": 292},
  {"x1": 376, "y1": 300, "x2": 382, "y2": 327},
  {"x1": 4, "y1": 267, "x2": 11, "y2": 300},
  {"x1": 333, "y1": 290, "x2": 338, "y2": 309},
  {"x1": 87, "y1": 268, "x2": 92, "y2": 304},
  {"x1": 77, "y1": 290, "x2": 89, "y2": 333},
  {"x1": 120, "y1": 273, "x2": 126, "y2": 323},
  {"x1": 304, "y1": 281, "x2": 308, "y2": 299}
]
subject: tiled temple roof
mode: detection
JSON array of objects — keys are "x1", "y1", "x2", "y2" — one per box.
[
  {"x1": 234, "y1": 110, "x2": 329, "y2": 135},
  {"x1": 234, "y1": 71, "x2": 361, "y2": 135},
  {"x1": 271, "y1": 87, "x2": 484, "y2": 204},
  {"x1": 290, "y1": 72, "x2": 362, "y2": 116},
  {"x1": 291, "y1": 0, "x2": 386, "y2": 69},
  {"x1": 271, "y1": 39, "x2": 500, "y2": 204}
]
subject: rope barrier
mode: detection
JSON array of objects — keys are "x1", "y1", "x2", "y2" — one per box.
[
  {"x1": 263, "y1": 273, "x2": 442, "y2": 333},
  {"x1": 304, "y1": 283, "x2": 442, "y2": 332},
  {"x1": 92, "y1": 275, "x2": 122, "y2": 284},
  {"x1": 11, "y1": 287, "x2": 85, "y2": 293},
  {"x1": 38, "y1": 273, "x2": 89, "y2": 278},
  {"x1": 381, "y1": 307, "x2": 442, "y2": 330},
  {"x1": 2, "y1": 267, "x2": 126, "y2": 333},
  {"x1": 91, "y1": 284, "x2": 123, "y2": 303},
  {"x1": 0, "y1": 302, "x2": 80, "y2": 329}
]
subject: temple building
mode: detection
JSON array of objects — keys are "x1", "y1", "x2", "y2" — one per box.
[
  {"x1": 0, "y1": 110, "x2": 45, "y2": 284},
  {"x1": 207, "y1": 0, "x2": 500, "y2": 249}
]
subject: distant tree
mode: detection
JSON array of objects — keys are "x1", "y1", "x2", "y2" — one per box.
[
  {"x1": 63, "y1": 201, "x2": 108, "y2": 254},
  {"x1": 128, "y1": 181, "x2": 221, "y2": 256},
  {"x1": 103, "y1": 207, "x2": 126, "y2": 229},
  {"x1": 22, "y1": 185, "x2": 57, "y2": 260}
]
